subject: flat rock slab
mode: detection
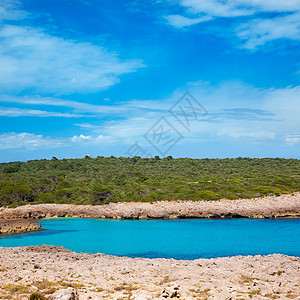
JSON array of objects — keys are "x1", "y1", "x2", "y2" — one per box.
[{"x1": 0, "y1": 245, "x2": 299, "y2": 299}]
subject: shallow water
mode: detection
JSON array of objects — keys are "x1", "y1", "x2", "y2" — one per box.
[{"x1": 1, "y1": 218, "x2": 299, "y2": 259}]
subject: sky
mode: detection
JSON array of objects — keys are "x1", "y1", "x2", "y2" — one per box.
[{"x1": 0, "y1": 0, "x2": 300, "y2": 162}]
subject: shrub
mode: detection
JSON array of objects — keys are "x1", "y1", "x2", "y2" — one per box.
[
  {"x1": 197, "y1": 190, "x2": 221, "y2": 200},
  {"x1": 90, "y1": 183, "x2": 114, "y2": 203},
  {"x1": 30, "y1": 293, "x2": 48, "y2": 300}
]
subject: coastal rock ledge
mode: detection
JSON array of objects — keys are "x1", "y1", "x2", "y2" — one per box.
[
  {"x1": 0, "y1": 193, "x2": 300, "y2": 220},
  {"x1": 0, "y1": 245, "x2": 299, "y2": 299},
  {"x1": 0, "y1": 219, "x2": 41, "y2": 235}
]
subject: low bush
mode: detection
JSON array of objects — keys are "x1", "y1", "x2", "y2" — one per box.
[{"x1": 29, "y1": 293, "x2": 48, "y2": 300}]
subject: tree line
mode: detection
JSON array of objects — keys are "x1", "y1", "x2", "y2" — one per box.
[{"x1": 0, "y1": 156, "x2": 299, "y2": 207}]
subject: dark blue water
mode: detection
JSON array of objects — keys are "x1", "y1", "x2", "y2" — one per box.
[{"x1": 1, "y1": 218, "x2": 299, "y2": 259}]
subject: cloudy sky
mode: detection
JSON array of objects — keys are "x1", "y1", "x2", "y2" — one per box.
[{"x1": 0, "y1": 0, "x2": 300, "y2": 161}]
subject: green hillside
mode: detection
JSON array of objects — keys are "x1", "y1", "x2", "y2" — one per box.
[{"x1": 0, "y1": 157, "x2": 299, "y2": 207}]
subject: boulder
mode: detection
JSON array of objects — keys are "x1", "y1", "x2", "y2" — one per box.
[
  {"x1": 161, "y1": 284, "x2": 180, "y2": 298},
  {"x1": 48, "y1": 288, "x2": 79, "y2": 300}
]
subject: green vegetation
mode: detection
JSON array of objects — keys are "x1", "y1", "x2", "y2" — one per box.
[
  {"x1": 0, "y1": 157, "x2": 299, "y2": 207},
  {"x1": 29, "y1": 294, "x2": 48, "y2": 300},
  {"x1": 4, "y1": 284, "x2": 28, "y2": 294}
]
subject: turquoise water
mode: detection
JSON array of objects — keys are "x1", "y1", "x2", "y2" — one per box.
[{"x1": 1, "y1": 218, "x2": 300, "y2": 259}]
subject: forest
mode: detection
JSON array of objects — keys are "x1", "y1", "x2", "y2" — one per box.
[{"x1": 0, "y1": 156, "x2": 299, "y2": 207}]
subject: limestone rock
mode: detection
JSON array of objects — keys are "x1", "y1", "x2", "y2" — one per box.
[
  {"x1": 0, "y1": 192, "x2": 299, "y2": 220},
  {"x1": 0, "y1": 219, "x2": 41, "y2": 235},
  {"x1": 0, "y1": 246, "x2": 299, "y2": 299},
  {"x1": 49, "y1": 288, "x2": 79, "y2": 300},
  {"x1": 161, "y1": 284, "x2": 180, "y2": 298}
]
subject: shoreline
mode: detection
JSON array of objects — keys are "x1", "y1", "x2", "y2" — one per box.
[
  {"x1": 0, "y1": 193, "x2": 300, "y2": 220},
  {"x1": 0, "y1": 245, "x2": 299, "y2": 299},
  {"x1": 1, "y1": 194, "x2": 299, "y2": 298}
]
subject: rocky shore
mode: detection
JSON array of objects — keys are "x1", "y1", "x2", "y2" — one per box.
[
  {"x1": 0, "y1": 245, "x2": 299, "y2": 299},
  {"x1": 0, "y1": 193, "x2": 299, "y2": 220},
  {"x1": 0, "y1": 219, "x2": 41, "y2": 235},
  {"x1": 1, "y1": 194, "x2": 299, "y2": 299}
]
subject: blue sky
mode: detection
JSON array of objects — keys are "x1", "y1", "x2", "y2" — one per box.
[{"x1": 0, "y1": 0, "x2": 300, "y2": 161}]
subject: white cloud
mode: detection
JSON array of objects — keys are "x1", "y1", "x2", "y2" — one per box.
[
  {"x1": 0, "y1": 95, "x2": 169, "y2": 117},
  {"x1": 2, "y1": 82, "x2": 299, "y2": 147},
  {"x1": 262, "y1": 85, "x2": 300, "y2": 135},
  {"x1": 71, "y1": 134, "x2": 115, "y2": 144},
  {"x1": 163, "y1": 0, "x2": 300, "y2": 48},
  {"x1": 176, "y1": 0, "x2": 300, "y2": 17},
  {"x1": 0, "y1": 1, "x2": 145, "y2": 94},
  {"x1": 0, "y1": 95, "x2": 124, "y2": 115},
  {"x1": 0, "y1": 24, "x2": 144, "y2": 94},
  {"x1": 0, "y1": 106, "x2": 82, "y2": 118},
  {"x1": 217, "y1": 128, "x2": 276, "y2": 140},
  {"x1": 71, "y1": 134, "x2": 92, "y2": 142},
  {"x1": 285, "y1": 134, "x2": 300, "y2": 144},
  {"x1": 0, "y1": 0, "x2": 27, "y2": 22},
  {"x1": 247, "y1": 0, "x2": 300, "y2": 12},
  {"x1": 81, "y1": 81, "x2": 300, "y2": 146},
  {"x1": 0, "y1": 132, "x2": 115, "y2": 150},
  {"x1": 164, "y1": 14, "x2": 213, "y2": 28},
  {"x1": 178, "y1": 0, "x2": 253, "y2": 17},
  {"x1": 1, "y1": 82, "x2": 299, "y2": 151},
  {"x1": 236, "y1": 12, "x2": 300, "y2": 49},
  {"x1": 0, "y1": 133, "x2": 65, "y2": 150}
]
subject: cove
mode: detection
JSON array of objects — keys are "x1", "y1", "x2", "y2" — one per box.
[{"x1": 1, "y1": 218, "x2": 300, "y2": 260}]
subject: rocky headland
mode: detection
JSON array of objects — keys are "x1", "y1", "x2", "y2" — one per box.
[
  {"x1": 0, "y1": 193, "x2": 299, "y2": 220},
  {"x1": 0, "y1": 219, "x2": 41, "y2": 235},
  {"x1": 0, "y1": 245, "x2": 299, "y2": 299}
]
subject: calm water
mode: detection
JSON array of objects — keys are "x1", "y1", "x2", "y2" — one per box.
[{"x1": 1, "y1": 218, "x2": 300, "y2": 259}]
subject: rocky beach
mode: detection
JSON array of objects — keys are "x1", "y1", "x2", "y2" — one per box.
[
  {"x1": 0, "y1": 193, "x2": 299, "y2": 220},
  {"x1": 0, "y1": 245, "x2": 299, "y2": 299}
]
